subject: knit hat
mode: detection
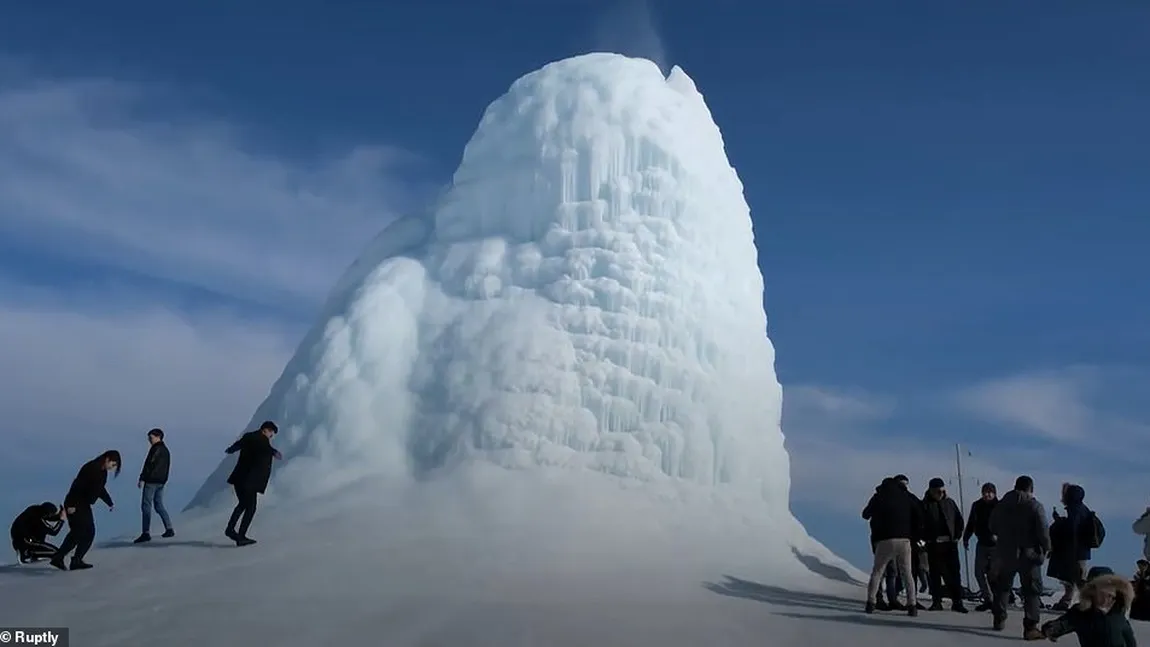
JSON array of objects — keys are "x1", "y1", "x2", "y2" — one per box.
[
  {"x1": 928, "y1": 477, "x2": 946, "y2": 489},
  {"x1": 1086, "y1": 566, "x2": 1114, "y2": 581}
]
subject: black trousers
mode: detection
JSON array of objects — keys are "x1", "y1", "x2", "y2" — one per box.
[
  {"x1": 14, "y1": 539, "x2": 58, "y2": 562},
  {"x1": 226, "y1": 485, "x2": 259, "y2": 537},
  {"x1": 54, "y1": 504, "x2": 96, "y2": 562},
  {"x1": 926, "y1": 541, "x2": 963, "y2": 603}
]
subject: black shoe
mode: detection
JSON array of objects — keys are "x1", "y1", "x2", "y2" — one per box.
[
  {"x1": 225, "y1": 528, "x2": 239, "y2": 541},
  {"x1": 161, "y1": 529, "x2": 175, "y2": 538},
  {"x1": 952, "y1": 603, "x2": 969, "y2": 613},
  {"x1": 993, "y1": 615, "x2": 1006, "y2": 631},
  {"x1": 907, "y1": 605, "x2": 918, "y2": 617},
  {"x1": 69, "y1": 560, "x2": 93, "y2": 570},
  {"x1": 975, "y1": 602, "x2": 993, "y2": 612},
  {"x1": 133, "y1": 533, "x2": 151, "y2": 544},
  {"x1": 888, "y1": 600, "x2": 906, "y2": 611},
  {"x1": 235, "y1": 536, "x2": 257, "y2": 547},
  {"x1": 928, "y1": 602, "x2": 945, "y2": 611},
  {"x1": 864, "y1": 601, "x2": 875, "y2": 614},
  {"x1": 874, "y1": 599, "x2": 890, "y2": 611},
  {"x1": 48, "y1": 557, "x2": 68, "y2": 571}
]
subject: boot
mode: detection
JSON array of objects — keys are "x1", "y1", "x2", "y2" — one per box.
[
  {"x1": 864, "y1": 600, "x2": 875, "y2": 614},
  {"x1": 975, "y1": 601, "x2": 993, "y2": 612},
  {"x1": 874, "y1": 599, "x2": 890, "y2": 611},
  {"x1": 951, "y1": 601, "x2": 969, "y2": 613},
  {"x1": 69, "y1": 559, "x2": 93, "y2": 570},
  {"x1": 161, "y1": 529, "x2": 175, "y2": 538},
  {"x1": 907, "y1": 605, "x2": 918, "y2": 617},
  {"x1": 888, "y1": 599, "x2": 906, "y2": 611},
  {"x1": 235, "y1": 536, "x2": 257, "y2": 547},
  {"x1": 992, "y1": 615, "x2": 1006, "y2": 631},
  {"x1": 133, "y1": 533, "x2": 151, "y2": 544},
  {"x1": 1023, "y1": 626, "x2": 1045, "y2": 640},
  {"x1": 48, "y1": 556, "x2": 67, "y2": 571}
]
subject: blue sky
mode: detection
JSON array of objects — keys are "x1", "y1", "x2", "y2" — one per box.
[{"x1": 1, "y1": 0, "x2": 1147, "y2": 576}]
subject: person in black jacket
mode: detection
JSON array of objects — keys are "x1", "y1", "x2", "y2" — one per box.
[
  {"x1": 923, "y1": 477, "x2": 968, "y2": 612},
  {"x1": 133, "y1": 428, "x2": 174, "y2": 544},
  {"x1": 964, "y1": 482, "x2": 999, "y2": 611},
  {"x1": 223, "y1": 421, "x2": 282, "y2": 546},
  {"x1": 862, "y1": 475, "x2": 923, "y2": 616},
  {"x1": 50, "y1": 450, "x2": 120, "y2": 571},
  {"x1": 10, "y1": 502, "x2": 64, "y2": 563},
  {"x1": 1049, "y1": 483, "x2": 1095, "y2": 611}
]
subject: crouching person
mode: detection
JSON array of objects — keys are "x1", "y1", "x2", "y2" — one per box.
[
  {"x1": 1041, "y1": 566, "x2": 1137, "y2": 647},
  {"x1": 10, "y1": 502, "x2": 64, "y2": 563}
]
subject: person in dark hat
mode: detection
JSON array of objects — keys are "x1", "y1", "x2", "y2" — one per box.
[
  {"x1": 222, "y1": 421, "x2": 282, "y2": 546},
  {"x1": 963, "y1": 482, "x2": 999, "y2": 611},
  {"x1": 10, "y1": 502, "x2": 64, "y2": 563},
  {"x1": 922, "y1": 476, "x2": 967, "y2": 612}
]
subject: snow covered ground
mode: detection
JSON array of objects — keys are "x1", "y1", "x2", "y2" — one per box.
[{"x1": 6, "y1": 468, "x2": 1143, "y2": 646}]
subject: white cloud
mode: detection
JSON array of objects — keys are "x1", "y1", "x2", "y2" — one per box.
[
  {"x1": 0, "y1": 66, "x2": 423, "y2": 308},
  {"x1": 946, "y1": 367, "x2": 1150, "y2": 449},
  {"x1": 0, "y1": 289, "x2": 296, "y2": 466},
  {"x1": 785, "y1": 376, "x2": 1150, "y2": 522},
  {"x1": 784, "y1": 384, "x2": 895, "y2": 424},
  {"x1": 947, "y1": 368, "x2": 1098, "y2": 442}
]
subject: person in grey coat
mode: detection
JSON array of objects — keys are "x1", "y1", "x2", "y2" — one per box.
[{"x1": 988, "y1": 475, "x2": 1052, "y2": 640}]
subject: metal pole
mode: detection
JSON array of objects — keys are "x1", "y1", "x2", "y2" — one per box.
[{"x1": 956, "y1": 443, "x2": 973, "y2": 596}]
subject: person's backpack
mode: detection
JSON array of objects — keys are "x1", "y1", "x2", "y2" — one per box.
[{"x1": 1081, "y1": 510, "x2": 1106, "y2": 549}]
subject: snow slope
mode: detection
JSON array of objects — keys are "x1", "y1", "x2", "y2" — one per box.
[
  {"x1": 6, "y1": 481, "x2": 1149, "y2": 647},
  {"x1": 0, "y1": 53, "x2": 899, "y2": 644}
]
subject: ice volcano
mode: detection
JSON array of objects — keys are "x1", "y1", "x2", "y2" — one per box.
[{"x1": 182, "y1": 52, "x2": 852, "y2": 576}]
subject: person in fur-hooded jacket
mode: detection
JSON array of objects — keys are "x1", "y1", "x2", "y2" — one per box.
[{"x1": 1042, "y1": 566, "x2": 1137, "y2": 647}]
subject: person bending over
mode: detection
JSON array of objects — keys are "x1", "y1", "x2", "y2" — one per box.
[
  {"x1": 10, "y1": 502, "x2": 64, "y2": 563},
  {"x1": 50, "y1": 450, "x2": 120, "y2": 571}
]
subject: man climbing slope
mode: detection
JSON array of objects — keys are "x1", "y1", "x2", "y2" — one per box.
[{"x1": 223, "y1": 421, "x2": 282, "y2": 546}]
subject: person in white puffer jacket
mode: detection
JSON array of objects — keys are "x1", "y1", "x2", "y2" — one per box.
[{"x1": 1133, "y1": 508, "x2": 1150, "y2": 560}]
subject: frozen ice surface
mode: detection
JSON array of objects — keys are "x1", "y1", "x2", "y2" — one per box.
[
  {"x1": 191, "y1": 52, "x2": 793, "y2": 512},
  {"x1": 0, "y1": 53, "x2": 930, "y2": 645}
]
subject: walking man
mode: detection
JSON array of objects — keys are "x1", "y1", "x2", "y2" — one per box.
[
  {"x1": 223, "y1": 420, "x2": 282, "y2": 546},
  {"x1": 963, "y1": 482, "x2": 999, "y2": 611},
  {"x1": 862, "y1": 475, "x2": 923, "y2": 616},
  {"x1": 988, "y1": 475, "x2": 1051, "y2": 640},
  {"x1": 134, "y1": 428, "x2": 174, "y2": 543},
  {"x1": 1048, "y1": 483, "x2": 1093, "y2": 611}
]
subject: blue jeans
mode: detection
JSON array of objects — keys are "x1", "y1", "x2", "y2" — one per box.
[{"x1": 141, "y1": 483, "x2": 173, "y2": 534}]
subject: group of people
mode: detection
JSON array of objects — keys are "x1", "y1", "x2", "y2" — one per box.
[
  {"x1": 863, "y1": 473, "x2": 1140, "y2": 645},
  {"x1": 9, "y1": 421, "x2": 283, "y2": 570}
]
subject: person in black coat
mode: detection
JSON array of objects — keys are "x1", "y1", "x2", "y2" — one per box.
[
  {"x1": 923, "y1": 477, "x2": 968, "y2": 612},
  {"x1": 1131, "y1": 560, "x2": 1150, "y2": 622},
  {"x1": 1049, "y1": 483, "x2": 1094, "y2": 610},
  {"x1": 50, "y1": 450, "x2": 120, "y2": 571},
  {"x1": 963, "y1": 482, "x2": 999, "y2": 611},
  {"x1": 133, "y1": 428, "x2": 174, "y2": 543},
  {"x1": 10, "y1": 502, "x2": 64, "y2": 563},
  {"x1": 862, "y1": 475, "x2": 924, "y2": 615},
  {"x1": 223, "y1": 421, "x2": 282, "y2": 546}
]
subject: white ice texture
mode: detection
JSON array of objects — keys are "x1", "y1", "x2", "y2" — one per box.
[{"x1": 189, "y1": 53, "x2": 793, "y2": 513}]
